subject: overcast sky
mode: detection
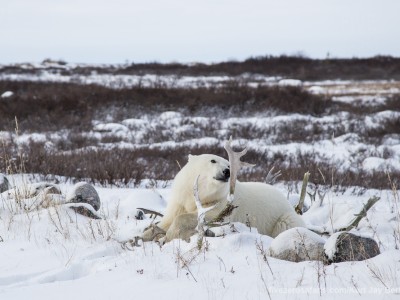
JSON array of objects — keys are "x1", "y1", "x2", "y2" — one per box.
[{"x1": 1, "y1": 0, "x2": 400, "y2": 64}]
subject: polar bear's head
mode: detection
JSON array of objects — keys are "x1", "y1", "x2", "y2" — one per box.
[
  {"x1": 174, "y1": 154, "x2": 230, "y2": 208},
  {"x1": 188, "y1": 154, "x2": 230, "y2": 183}
]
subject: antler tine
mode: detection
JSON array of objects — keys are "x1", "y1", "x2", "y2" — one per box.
[
  {"x1": 224, "y1": 136, "x2": 254, "y2": 200},
  {"x1": 238, "y1": 147, "x2": 248, "y2": 157}
]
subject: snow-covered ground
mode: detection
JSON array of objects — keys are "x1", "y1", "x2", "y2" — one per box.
[
  {"x1": 0, "y1": 175, "x2": 399, "y2": 299},
  {"x1": 1, "y1": 62, "x2": 400, "y2": 298},
  {"x1": 2, "y1": 107, "x2": 399, "y2": 178},
  {"x1": 1, "y1": 65, "x2": 400, "y2": 96}
]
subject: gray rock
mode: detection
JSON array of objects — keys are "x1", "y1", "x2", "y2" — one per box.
[
  {"x1": 66, "y1": 182, "x2": 101, "y2": 211},
  {"x1": 135, "y1": 209, "x2": 145, "y2": 220},
  {"x1": 68, "y1": 205, "x2": 101, "y2": 219},
  {"x1": 0, "y1": 174, "x2": 10, "y2": 193},
  {"x1": 324, "y1": 232, "x2": 380, "y2": 264},
  {"x1": 29, "y1": 182, "x2": 61, "y2": 197},
  {"x1": 268, "y1": 227, "x2": 326, "y2": 262}
]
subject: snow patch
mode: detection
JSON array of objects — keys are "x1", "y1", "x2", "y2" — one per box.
[
  {"x1": 93, "y1": 123, "x2": 129, "y2": 133},
  {"x1": 362, "y1": 157, "x2": 386, "y2": 173},
  {"x1": 1, "y1": 91, "x2": 13, "y2": 98},
  {"x1": 269, "y1": 227, "x2": 325, "y2": 254},
  {"x1": 323, "y1": 231, "x2": 342, "y2": 260},
  {"x1": 278, "y1": 79, "x2": 302, "y2": 86},
  {"x1": 308, "y1": 86, "x2": 325, "y2": 94}
]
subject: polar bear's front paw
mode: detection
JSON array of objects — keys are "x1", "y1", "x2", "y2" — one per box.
[{"x1": 142, "y1": 224, "x2": 166, "y2": 242}]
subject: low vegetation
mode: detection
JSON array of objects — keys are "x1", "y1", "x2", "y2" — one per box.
[
  {"x1": 1, "y1": 56, "x2": 399, "y2": 189},
  {"x1": 2, "y1": 55, "x2": 400, "y2": 80}
]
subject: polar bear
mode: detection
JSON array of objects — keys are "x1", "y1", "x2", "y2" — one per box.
[{"x1": 144, "y1": 154, "x2": 305, "y2": 242}]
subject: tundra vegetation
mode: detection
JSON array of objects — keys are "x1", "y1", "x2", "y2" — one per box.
[{"x1": 0, "y1": 56, "x2": 400, "y2": 298}]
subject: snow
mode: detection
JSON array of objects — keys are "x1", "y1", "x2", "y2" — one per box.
[
  {"x1": 308, "y1": 86, "x2": 326, "y2": 94},
  {"x1": 362, "y1": 157, "x2": 387, "y2": 173},
  {"x1": 0, "y1": 71, "x2": 282, "y2": 89},
  {"x1": 268, "y1": 227, "x2": 325, "y2": 254},
  {"x1": 93, "y1": 123, "x2": 130, "y2": 133},
  {"x1": 121, "y1": 118, "x2": 149, "y2": 129},
  {"x1": 278, "y1": 79, "x2": 302, "y2": 86},
  {"x1": 1, "y1": 175, "x2": 400, "y2": 299},
  {"x1": 1, "y1": 91, "x2": 13, "y2": 98},
  {"x1": 12, "y1": 110, "x2": 400, "y2": 175},
  {"x1": 362, "y1": 156, "x2": 400, "y2": 174},
  {"x1": 1, "y1": 64, "x2": 400, "y2": 298},
  {"x1": 16, "y1": 133, "x2": 48, "y2": 144},
  {"x1": 323, "y1": 231, "x2": 343, "y2": 260}
]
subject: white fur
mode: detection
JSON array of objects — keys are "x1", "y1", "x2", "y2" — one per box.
[{"x1": 157, "y1": 154, "x2": 305, "y2": 238}]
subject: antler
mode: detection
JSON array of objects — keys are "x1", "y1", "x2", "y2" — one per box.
[{"x1": 224, "y1": 136, "x2": 255, "y2": 201}]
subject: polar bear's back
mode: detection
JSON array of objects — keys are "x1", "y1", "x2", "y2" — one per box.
[{"x1": 230, "y1": 182, "x2": 305, "y2": 237}]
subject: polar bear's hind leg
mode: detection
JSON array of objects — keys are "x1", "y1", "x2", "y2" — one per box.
[{"x1": 271, "y1": 212, "x2": 306, "y2": 238}]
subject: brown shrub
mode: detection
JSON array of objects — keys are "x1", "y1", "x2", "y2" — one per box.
[
  {"x1": 0, "y1": 80, "x2": 332, "y2": 133},
  {"x1": 1, "y1": 140, "x2": 397, "y2": 190}
]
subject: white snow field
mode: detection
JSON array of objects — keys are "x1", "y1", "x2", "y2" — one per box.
[{"x1": 0, "y1": 174, "x2": 399, "y2": 300}]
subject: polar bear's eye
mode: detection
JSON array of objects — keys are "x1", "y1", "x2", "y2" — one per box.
[{"x1": 210, "y1": 159, "x2": 216, "y2": 163}]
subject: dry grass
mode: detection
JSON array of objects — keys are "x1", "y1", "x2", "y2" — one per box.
[{"x1": 1, "y1": 140, "x2": 398, "y2": 190}]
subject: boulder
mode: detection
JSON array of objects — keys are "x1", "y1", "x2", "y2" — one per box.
[
  {"x1": 29, "y1": 182, "x2": 61, "y2": 197},
  {"x1": 324, "y1": 232, "x2": 380, "y2": 264},
  {"x1": 66, "y1": 182, "x2": 101, "y2": 211},
  {"x1": 268, "y1": 227, "x2": 326, "y2": 262},
  {"x1": 0, "y1": 173, "x2": 10, "y2": 193}
]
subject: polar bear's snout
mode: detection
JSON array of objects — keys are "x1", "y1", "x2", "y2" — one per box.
[
  {"x1": 215, "y1": 168, "x2": 230, "y2": 182},
  {"x1": 223, "y1": 168, "x2": 230, "y2": 179}
]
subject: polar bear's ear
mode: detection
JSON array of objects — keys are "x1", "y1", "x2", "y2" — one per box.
[{"x1": 188, "y1": 154, "x2": 197, "y2": 162}]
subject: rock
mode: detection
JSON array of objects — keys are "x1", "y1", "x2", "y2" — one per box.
[
  {"x1": 0, "y1": 174, "x2": 10, "y2": 193},
  {"x1": 29, "y1": 182, "x2": 61, "y2": 197},
  {"x1": 66, "y1": 182, "x2": 101, "y2": 211},
  {"x1": 324, "y1": 232, "x2": 380, "y2": 264},
  {"x1": 68, "y1": 205, "x2": 102, "y2": 219},
  {"x1": 135, "y1": 209, "x2": 145, "y2": 220},
  {"x1": 268, "y1": 227, "x2": 326, "y2": 262}
]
